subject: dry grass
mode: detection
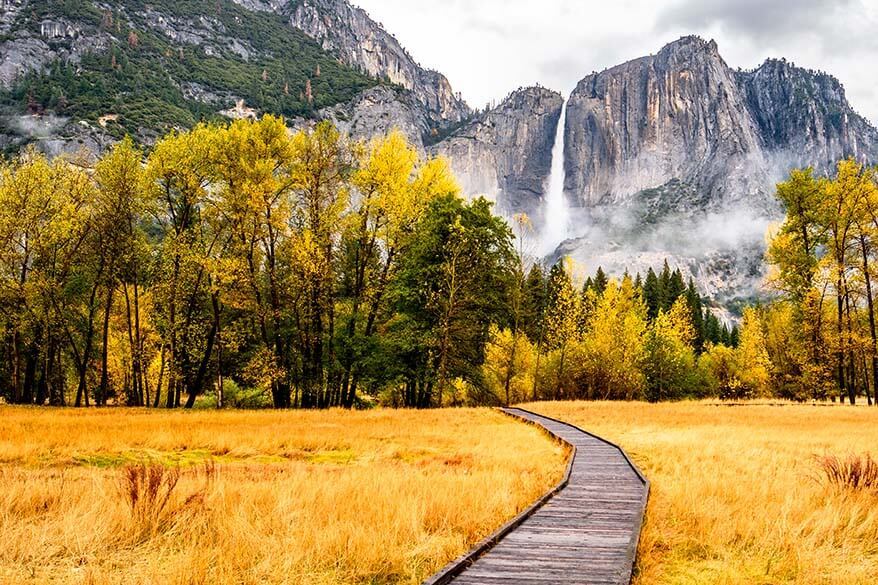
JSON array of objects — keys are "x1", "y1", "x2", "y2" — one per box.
[
  {"x1": 0, "y1": 407, "x2": 565, "y2": 585},
  {"x1": 524, "y1": 401, "x2": 878, "y2": 585}
]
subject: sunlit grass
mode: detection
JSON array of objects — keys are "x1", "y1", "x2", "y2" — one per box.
[
  {"x1": 0, "y1": 407, "x2": 565, "y2": 584},
  {"x1": 524, "y1": 401, "x2": 878, "y2": 585}
]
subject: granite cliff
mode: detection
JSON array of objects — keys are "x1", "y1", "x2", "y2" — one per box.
[
  {"x1": 554, "y1": 36, "x2": 878, "y2": 306},
  {"x1": 563, "y1": 36, "x2": 877, "y2": 212},
  {"x1": 288, "y1": 0, "x2": 470, "y2": 128},
  {"x1": 429, "y1": 87, "x2": 561, "y2": 216}
]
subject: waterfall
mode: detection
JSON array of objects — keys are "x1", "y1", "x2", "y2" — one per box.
[{"x1": 541, "y1": 97, "x2": 570, "y2": 255}]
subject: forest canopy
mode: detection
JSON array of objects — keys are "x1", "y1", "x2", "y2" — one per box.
[{"x1": 2, "y1": 116, "x2": 871, "y2": 408}]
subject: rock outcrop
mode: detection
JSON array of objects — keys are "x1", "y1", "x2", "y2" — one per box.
[
  {"x1": 289, "y1": 0, "x2": 470, "y2": 127},
  {"x1": 565, "y1": 37, "x2": 770, "y2": 211},
  {"x1": 737, "y1": 58, "x2": 878, "y2": 166},
  {"x1": 0, "y1": 0, "x2": 28, "y2": 35},
  {"x1": 563, "y1": 36, "x2": 878, "y2": 213},
  {"x1": 431, "y1": 87, "x2": 562, "y2": 216},
  {"x1": 294, "y1": 85, "x2": 432, "y2": 153},
  {"x1": 556, "y1": 36, "x2": 878, "y2": 306}
]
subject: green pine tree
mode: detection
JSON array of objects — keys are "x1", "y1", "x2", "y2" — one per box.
[
  {"x1": 521, "y1": 265, "x2": 547, "y2": 342},
  {"x1": 685, "y1": 279, "x2": 705, "y2": 353},
  {"x1": 643, "y1": 268, "x2": 661, "y2": 320},
  {"x1": 594, "y1": 266, "x2": 608, "y2": 296},
  {"x1": 729, "y1": 325, "x2": 740, "y2": 348}
]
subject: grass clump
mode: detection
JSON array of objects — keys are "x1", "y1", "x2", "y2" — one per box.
[
  {"x1": 815, "y1": 453, "x2": 878, "y2": 492},
  {"x1": 119, "y1": 463, "x2": 181, "y2": 538}
]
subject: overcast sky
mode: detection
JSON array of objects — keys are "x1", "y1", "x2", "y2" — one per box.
[{"x1": 354, "y1": 0, "x2": 878, "y2": 123}]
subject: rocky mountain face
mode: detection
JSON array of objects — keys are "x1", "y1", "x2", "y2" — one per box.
[
  {"x1": 305, "y1": 85, "x2": 432, "y2": 151},
  {"x1": 737, "y1": 57, "x2": 878, "y2": 166},
  {"x1": 0, "y1": 0, "x2": 377, "y2": 154},
  {"x1": 554, "y1": 36, "x2": 878, "y2": 307},
  {"x1": 3, "y1": 2, "x2": 877, "y2": 309},
  {"x1": 429, "y1": 87, "x2": 561, "y2": 216},
  {"x1": 288, "y1": 0, "x2": 470, "y2": 128},
  {"x1": 565, "y1": 37, "x2": 768, "y2": 211},
  {"x1": 562, "y1": 36, "x2": 878, "y2": 215}
]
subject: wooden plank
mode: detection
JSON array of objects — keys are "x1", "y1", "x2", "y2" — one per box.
[{"x1": 422, "y1": 407, "x2": 650, "y2": 585}]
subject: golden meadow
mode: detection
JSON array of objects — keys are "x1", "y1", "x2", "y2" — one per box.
[{"x1": 3, "y1": 402, "x2": 878, "y2": 584}]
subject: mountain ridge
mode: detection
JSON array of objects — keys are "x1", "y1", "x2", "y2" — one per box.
[
  {"x1": 288, "y1": 0, "x2": 471, "y2": 127},
  {"x1": 1, "y1": 3, "x2": 875, "y2": 308}
]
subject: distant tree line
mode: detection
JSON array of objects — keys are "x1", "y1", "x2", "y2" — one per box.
[
  {"x1": 6, "y1": 116, "x2": 866, "y2": 408},
  {"x1": 0, "y1": 115, "x2": 751, "y2": 408},
  {"x1": 480, "y1": 258, "x2": 757, "y2": 406}
]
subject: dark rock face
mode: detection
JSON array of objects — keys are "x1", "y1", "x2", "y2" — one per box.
[
  {"x1": 737, "y1": 58, "x2": 878, "y2": 166},
  {"x1": 565, "y1": 37, "x2": 768, "y2": 211},
  {"x1": 430, "y1": 87, "x2": 562, "y2": 216},
  {"x1": 289, "y1": 0, "x2": 471, "y2": 127},
  {"x1": 557, "y1": 36, "x2": 878, "y2": 307}
]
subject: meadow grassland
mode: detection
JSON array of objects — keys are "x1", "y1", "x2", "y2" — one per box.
[
  {"x1": 0, "y1": 407, "x2": 565, "y2": 585},
  {"x1": 526, "y1": 401, "x2": 878, "y2": 585}
]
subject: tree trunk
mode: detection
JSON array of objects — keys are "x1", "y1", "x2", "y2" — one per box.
[
  {"x1": 836, "y1": 275, "x2": 847, "y2": 403},
  {"x1": 122, "y1": 284, "x2": 140, "y2": 406},
  {"x1": 860, "y1": 235, "x2": 878, "y2": 407},
  {"x1": 98, "y1": 283, "x2": 115, "y2": 406},
  {"x1": 844, "y1": 287, "x2": 857, "y2": 405},
  {"x1": 153, "y1": 344, "x2": 166, "y2": 408},
  {"x1": 213, "y1": 292, "x2": 223, "y2": 409},
  {"x1": 184, "y1": 296, "x2": 218, "y2": 409},
  {"x1": 11, "y1": 331, "x2": 21, "y2": 404}
]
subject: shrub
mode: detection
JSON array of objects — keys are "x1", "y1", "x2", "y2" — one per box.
[
  {"x1": 119, "y1": 463, "x2": 181, "y2": 538},
  {"x1": 815, "y1": 453, "x2": 878, "y2": 492}
]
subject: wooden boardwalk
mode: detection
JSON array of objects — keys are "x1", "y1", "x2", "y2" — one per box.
[{"x1": 424, "y1": 407, "x2": 649, "y2": 585}]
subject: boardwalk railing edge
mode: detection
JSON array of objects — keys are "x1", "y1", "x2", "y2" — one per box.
[
  {"x1": 421, "y1": 406, "x2": 651, "y2": 585},
  {"x1": 421, "y1": 408, "x2": 577, "y2": 585},
  {"x1": 503, "y1": 407, "x2": 651, "y2": 584}
]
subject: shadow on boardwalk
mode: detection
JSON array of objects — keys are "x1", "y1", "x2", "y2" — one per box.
[{"x1": 425, "y1": 407, "x2": 649, "y2": 585}]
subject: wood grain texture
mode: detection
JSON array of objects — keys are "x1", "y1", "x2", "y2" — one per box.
[{"x1": 424, "y1": 407, "x2": 649, "y2": 585}]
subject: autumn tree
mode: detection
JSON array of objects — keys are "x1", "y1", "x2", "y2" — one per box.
[
  {"x1": 543, "y1": 260, "x2": 581, "y2": 399},
  {"x1": 145, "y1": 124, "x2": 220, "y2": 408},
  {"x1": 0, "y1": 151, "x2": 92, "y2": 405},
  {"x1": 644, "y1": 298, "x2": 698, "y2": 401},
  {"x1": 582, "y1": 277, "x2": 647, "y2": 400}
]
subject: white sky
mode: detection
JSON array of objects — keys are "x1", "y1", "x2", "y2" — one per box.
[{"x1": 354, "y1": 0, "x2": 878, "y2": 123}]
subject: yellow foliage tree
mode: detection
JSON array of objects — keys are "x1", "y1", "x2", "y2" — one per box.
[
  {"x1": 583, "y1": 278, "x2": 647, "y2": 400},
  {"x1": 482, "y1": 325, "x2": 535, "y2": 406},
  {"x1": 543, "y1": 262, "x2": 581, "y2": 399},
  {"x1": 735, "y1": 307, "x2": 772, "y2": 397},
  {"x1": 644, "y1": 298, "x2": 698, "y2": 401}
]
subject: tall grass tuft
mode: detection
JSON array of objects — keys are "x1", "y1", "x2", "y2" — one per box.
[
  {"x1": 815, "y1": 453, "x2": 878, "y2": 492},
  {"x1": 119, "y1": 463, "x2": 181, "y2": 537}
]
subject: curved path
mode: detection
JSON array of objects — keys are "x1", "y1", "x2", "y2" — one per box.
[{"x1": 424, "y1": 407, "x2": 649, "y2": 585}]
